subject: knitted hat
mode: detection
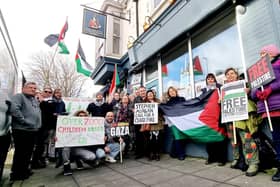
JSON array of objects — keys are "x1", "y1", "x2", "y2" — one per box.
[{"x1": 260, "y1": 44, "x2": 280, "y2": 57}]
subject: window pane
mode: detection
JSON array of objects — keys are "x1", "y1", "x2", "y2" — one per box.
[
  {"x1": 192, "y1": 25, "x2": 243, "y2": 96},
  {"x1": 113, "y1": 37, "x2": 120, "y2": 54},
  {"x1": 162, "y1": 52, "x2": 191, "y2": 99},
  {"x1": 153, "y1": 0, "x2": 162, "y2": 9}
]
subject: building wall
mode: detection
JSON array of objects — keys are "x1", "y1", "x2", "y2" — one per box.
[{"x1": 239, "y1": 0, "x2": 280, "y2": 68}]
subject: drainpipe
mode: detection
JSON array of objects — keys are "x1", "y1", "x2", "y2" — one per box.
[{"x1": 133, "y1": 0, "x2": 139, "y2": 37}]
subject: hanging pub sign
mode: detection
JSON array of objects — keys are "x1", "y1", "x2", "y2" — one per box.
[
  {"x1": 82, "y1": 9, "x2": 107, "y2": 39},
  {"x1": 247, "y1": 54, "x2": 275, "y2": 89}
]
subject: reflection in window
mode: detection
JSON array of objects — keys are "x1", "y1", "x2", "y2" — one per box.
[
  {"x1": 162, "y1": 53, "x2": 192, "y2": 99},
  {"x1": 192, "y1": 25, "x2": 242, "y2": 96}
]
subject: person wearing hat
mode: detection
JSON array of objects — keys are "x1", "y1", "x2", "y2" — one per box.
[
  {"x1": 87, "y1": 92, "x2": 112, "y2": 117},
  {"x1": 251, "y1": 44, "x2": 280, "y2": 181}
]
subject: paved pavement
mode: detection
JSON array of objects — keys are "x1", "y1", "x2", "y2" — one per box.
[{"x1": 1, "y1": 154, "x2": 279, "y2": 187}]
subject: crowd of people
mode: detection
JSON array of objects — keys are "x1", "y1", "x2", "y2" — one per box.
[{"x1": 0, "y1": 44, "x2": 280, "y2": 183}]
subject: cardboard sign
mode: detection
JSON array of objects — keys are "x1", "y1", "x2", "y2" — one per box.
[
  {"x1": 55, "y1": 116, "x2": 104, "y2": 148},
  {"x1": 247, "y1": 54, "x2": 275, "y2": 89},
  {"x1": 221, "y1": 80, "x2": 248, "y2": 123},
  {"x1": 110, "y1": 122, "x2": 129, "y2": 137},
  {"x1": 63, "y1": 97, "x2": 93, "y2": 115},
  {"x1": 134, "y1": 103, "x2": 158, "y2": 124}
]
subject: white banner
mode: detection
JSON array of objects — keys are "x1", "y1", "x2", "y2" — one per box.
[
  {"x1": 63, "y1": 97, "x2": 93, "y2": 115},
  {"x1": 134, "y1": 103, "x2": 158, "y2": 124},
  {"x1": 221, "y1": 80, "x2": 248, "y2": 123},
  {"x1": 55, "y1": 116, "x2": 104, "y2": 148}
]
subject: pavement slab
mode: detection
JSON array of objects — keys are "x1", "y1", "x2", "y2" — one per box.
[{"x1": 2, "y1": 155, "x2": 280, "y2": 187}]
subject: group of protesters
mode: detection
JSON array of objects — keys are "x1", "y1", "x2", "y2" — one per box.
[{"x1": 0, "y1": 44, "x2": 280, "y2": 183}]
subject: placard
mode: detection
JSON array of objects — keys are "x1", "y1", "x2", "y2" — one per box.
[
  {"x1": 55, "y1": 116, "x2": 104, "y2": 148},
  {"x1": 247, "y1": 54, "x2": 275, "y2": 89},
  {"x1": 63, "y1": 97, "x2": 93, "y2": 115},
  {"x1": 134, "y1": 103, "x2": 158, "y2": 124},
  {"x1": 110, "y1": 122, "x2": 129, "y2": 137},
  {"x1": 221, "y1": 80, "x2": 248, "y2": 123}
]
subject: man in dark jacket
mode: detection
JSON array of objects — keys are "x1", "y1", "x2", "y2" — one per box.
[{"x1": 87, "y1": 92, "x2": 112, "y2": 117}]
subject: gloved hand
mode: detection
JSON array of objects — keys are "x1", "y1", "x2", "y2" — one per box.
[
  {"x1": 256, "y1": 90, "x2": 263, "y2": 100},
  {"x1": 256, "y1": 87, "x2": 272, "y2": 100},
  {"x1": 261, "y1": 87, "x2": 272, "y2": 100}
]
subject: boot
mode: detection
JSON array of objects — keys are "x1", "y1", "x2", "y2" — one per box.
[
  {"x1": 245, "y1": 164, "x2": 258, "y2": 177},
  {"x1": 272, "y1": 168, "x2": 280, "y2": 181},
  {"x1": 63, "y1": 162, "x2": 72, "y2": 176},
  {"x1": 230, "y1": 159, "x2": 238, "y2": 168}
]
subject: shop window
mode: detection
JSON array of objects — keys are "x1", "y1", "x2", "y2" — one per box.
[
  {"x1": 145, "y1": 58, "x2": 158, "y2": 82},
  {"x1": 192, "y1": 23, "x2": 243, "y2": 96},
  {"x1": 161, "y1": 39, "x2": 192, "y2": 99}
]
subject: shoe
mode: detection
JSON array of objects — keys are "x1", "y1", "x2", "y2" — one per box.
[
  {"x1": 272, "y1": 169, "x2": 280, "y2": 181},
  {"x1": 148, "y1": 154, "x2": 155, "y2": 161},
  {"x1": 245, "y1": 164, "x2": 258, "y2": 177},
  {"x1": 31, "y1": 161, "x2": 46, "y2": 169},
  {"x1": 178, "y1": 156, "x2": 185, "y2": 161},
  {"x1": 76, "y1": 159, "x2": 84, "y2": 170},
  {"x1": 155, "y1": 154, "x2": 160, "y2": 161},
  {"x1": 105, "y1": 155, "x2": 117, "y2": 163},
  {"x1": 134, "y1": 155, "x2": 144, "y2": 159},
  {"x1": 63, "y1": 163, "x2": 73, "y2": 176},
  {"x1": 205, "y1": 159, "x2": 214, "y2": 165},
  {"x1": 94, "y1": 159, "x2": 100, "y2": 167},
  {"x1": 218, "y1": 162, "x2": 226, "y2": 166},
  {"x1": 230, "y1": 160, "x2": 238, "y2": 168},
  {"x1": 10, "y1": 174, "x2": 28, "y2": 181}
]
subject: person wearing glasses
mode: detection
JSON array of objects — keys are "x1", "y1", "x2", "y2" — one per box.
[
  {"x1": 251, "y1": 44, "x2": 280, "y2": 181},
  {"x1": 9, "y1": 82, "x2": 41, "y2": 181},
  {"x1": 31, "y1": 87, "x2": 56, "y2": 169}
]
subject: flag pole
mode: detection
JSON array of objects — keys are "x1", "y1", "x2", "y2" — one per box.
[
  {"x1": 119, "y1": 139, "x2": 123, "y2": 164},
  {"x1": 261, "y1": 86, "x2": 273, "y2": 131},
  {"x1": 49, "y1": 44, "x2": 59, "y2": 71}
]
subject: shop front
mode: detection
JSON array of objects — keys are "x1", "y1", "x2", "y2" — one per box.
[{"x1": 128, "y1": 0, "x2": 280, "y2": 157}]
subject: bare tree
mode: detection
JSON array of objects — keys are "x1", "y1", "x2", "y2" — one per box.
[{"x1": 25, "y1": 51, "x2": 88, "y2": 97}]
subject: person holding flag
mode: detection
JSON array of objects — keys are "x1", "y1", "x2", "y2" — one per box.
[{"x1": 251, "y1": 44, "x2": 280, "y2": 181}]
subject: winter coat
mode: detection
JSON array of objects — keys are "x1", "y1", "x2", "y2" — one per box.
[{"x1": 10, "y1": 93, "x2": 41, "y2": 131}]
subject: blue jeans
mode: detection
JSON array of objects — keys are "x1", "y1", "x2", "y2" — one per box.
[{"x1": 106, "y1": 142, "x2": 125, "y2": 158}]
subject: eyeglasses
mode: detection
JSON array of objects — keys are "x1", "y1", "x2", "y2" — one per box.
[{"x1": 44, "y1": 90, "x2": 52, "y2": 94}]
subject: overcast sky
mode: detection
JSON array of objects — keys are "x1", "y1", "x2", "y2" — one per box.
[{"x1": 0, "y1": 0, "x2": 104, "y2": 97}]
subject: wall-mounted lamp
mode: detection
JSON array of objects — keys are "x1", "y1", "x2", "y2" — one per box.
[
  {"x1": 143, "y1": 16, "x2": 161, "y2": 31},
  {"x1": 236, "y1": 5, "x2": 246, "y2": 15},
  {"x1": 127, "y1": 36, "x2": 143, "y2": 49}
]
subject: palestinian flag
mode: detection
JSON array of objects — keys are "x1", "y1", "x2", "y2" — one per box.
[
  {"x1": 193, "y1": 56, "x2": 203, "y2": 75},
  {"x1": 58, "y1": 20, "x2": 69, "y2": 54},
  {"x1": 75, "y1": 41, "x2": 94, "y2": 77},
  {"x1": 109, "y1": 64, "x2": 120, "y2": 95},
  {"x1": 159, "y1": 90, "x2": 225, "y2": 143},
  {"x1": 162, "y1": 64, "x2": 168, "y2": 77}
]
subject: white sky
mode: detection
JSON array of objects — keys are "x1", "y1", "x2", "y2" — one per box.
[{"x1": 0, "y1": 0, "x2": 104, "y2": 97}]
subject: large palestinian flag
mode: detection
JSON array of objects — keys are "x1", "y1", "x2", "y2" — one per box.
[{"x1": 159, "y1": 89, "x2": 225, "y2": 143}]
